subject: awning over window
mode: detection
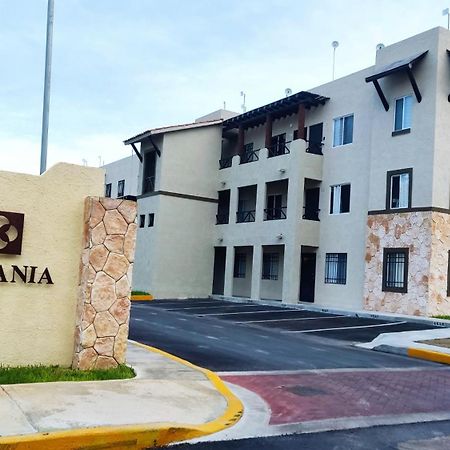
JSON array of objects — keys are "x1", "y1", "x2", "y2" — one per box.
[{"x1": 365, "y1": 50, "x2": 428, "y2": 111}]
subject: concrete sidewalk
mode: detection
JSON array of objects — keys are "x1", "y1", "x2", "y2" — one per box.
[
  {"x1": 0, "y1": 341, "x2": 243, "y2": 449},
  {"x1": 357, "y1": 328, "x2": 450, "y2": 364}
]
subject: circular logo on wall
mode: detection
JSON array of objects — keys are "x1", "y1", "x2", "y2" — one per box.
[{"x1": 0, "y1": 212, "x2": 24, "y2": 255}]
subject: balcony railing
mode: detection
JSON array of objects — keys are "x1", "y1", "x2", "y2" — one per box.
[
  {"x1": 305, "y1": 140, "x2": 323, "y2": 155},
  {"x1": 240, "y1": 149, "x2": 260, "y2": 164},
  {"x1": 302, "y1": 207, "x2": 320, "y2": 221},
  {"x1": 236, "y1": 210, "x2": 256, "y2": 223},
  {"x1": 216, "y1": 212, "x2": 230, "y2": 225},
  {"x1": 268, "y1": 141, "x2": 291, "y2": 158},
  {"x1": 142, "y1": 176, "x2": 155, "y2": 194},
  {"x1": 264, "y1": 207, "x2": 287, "y2": 221},
  {"x1": 219, "y1": 156, "x2": 233, "y2": 169}
]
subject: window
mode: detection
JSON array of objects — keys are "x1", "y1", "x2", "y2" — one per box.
[
  {"x1": 333, "y1": 114, "x2": 354, "y2": 147},
  {"x1": 244, "y1": 142, "x2": 254, "y2": 152},
  {"x1": 386, "y1": 169, "x2": 412, "y2": 210},
  {"x1": 383, "y1": 248, "x2": 409, "y2": 293},
  {"x1": 330, "y1": 184, "x2": 351, "y2": 214},
  {"x1": 105, "y1": 183, "x2": 112, "y2": 198},
  {"x1": 117, "y1": 179, "x2": 125, "y2": 198},
  {"x1": 394, "y1": 95, "x2": 412, "y2": 133},
  {"x1": 325, "y1": 253, "x2": 347, "y2": 284},
  {"x1": 266, "y1": 194, "x2": 285, "y2": 220},
  {"x1": 148, "y1": 213, "x2": 155, "y2": 227},
  {"x1": 234, "y1": 253, "x2": 246, "y2": 278},
  {"x1": 262, "y1": 253, "x2": 279, "y2": 280},
  {"x1": 139, "y1": 214, "x2": 145, "y2": 228}
]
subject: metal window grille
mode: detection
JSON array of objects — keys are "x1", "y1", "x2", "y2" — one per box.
[
  {"x1": 325, "y1": 253, "x2": 347, "y2": 284},
  {"x1": 262, "y1": 253, "x2": 279, "y2": 280},
  {"x1": 384, "y1": 250, "x2": 407, "y2": 290},
  {"x1": 117, "y1": 179, "x2": 125, "y2": 197},
  {"x1": 234, "y1": 253, "x2": 246, "y2": 278}
]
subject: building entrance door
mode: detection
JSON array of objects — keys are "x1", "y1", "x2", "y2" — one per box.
[
  {"x1": 212, "y1": 247, "x2": 226, "y2": 295},
  {"x1": 299, "y1": 253, "x2": 316, "y2": 302}
]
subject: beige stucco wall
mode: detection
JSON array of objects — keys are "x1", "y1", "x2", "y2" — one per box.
[{"x1": 0, "y1": 163, "x2": 104, "y2": 366}]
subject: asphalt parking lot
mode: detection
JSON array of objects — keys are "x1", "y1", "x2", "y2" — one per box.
[{"x1": 142, "y1": 298, "x2": 440, "y2": 343}]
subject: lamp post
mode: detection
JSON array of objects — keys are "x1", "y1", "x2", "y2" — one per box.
[
  {"x1": 443, "y1": 8, "x2": 450, "y2": 30},
  {"x1": 40, "y1": 0, "x2": 54, "y2": 175}
]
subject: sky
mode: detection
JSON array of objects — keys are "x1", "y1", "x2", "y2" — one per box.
[{"x1": 0, "y1": 0, "x2": 449, "y2": 174}]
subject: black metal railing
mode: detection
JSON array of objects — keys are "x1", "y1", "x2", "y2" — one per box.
[
  {"x1": 264, "y1": 207, "x2": 287, "y2": 221},
  {"x1": 239, "y1": 149, "x2": 260, "y2": 164},
  {"x1": 216, "y1": 212, "x2": 229, "y2": 225},
  {"x1": 236, "y1": 210, "x2": 256, "y2": 223},
  {"x1": 305, "y1": 140, "x2": 323, "y2": 155},
  {"x1": 302, "y1": 207, "x2": 320, "y2": 221},
  {"x1": 268, "y1": 141, "x2": 291, "y2": 158},
  {"x1": 219, "y1": 157, "x2": 233, "y2": 169},
  {"x1": 142, "y1": 176, "x2": 155, "y2": 194}
]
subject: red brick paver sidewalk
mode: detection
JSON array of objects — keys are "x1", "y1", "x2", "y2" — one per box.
[{"x1": 223, "y1": 369, "x2": 450, "y2": 425}]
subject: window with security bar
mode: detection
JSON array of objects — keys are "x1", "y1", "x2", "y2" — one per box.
[
  {"x1": 234, "y1": 253, "x2": 246, "y2": 278},
  {"x1": 262, "y1": 253, "x2": 279, "y2": 280},
  {"x1": 383, "y1": 248, "x2": 409, "y2": 293},
  {"x1": 325, "y1": 253, "x2": 347, "y2": 284}
]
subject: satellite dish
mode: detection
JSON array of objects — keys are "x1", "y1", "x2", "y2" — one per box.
[
  {"x1": 376, "y1": 43, "x2": 385, "y2": 51},
  {"x1": 332, "y1": 41, "x2": 339, "y2": 48},
  {"x1": 285, "y1": 88, "x2": 292, "y2": 97}
]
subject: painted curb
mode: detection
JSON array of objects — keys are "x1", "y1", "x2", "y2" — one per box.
[
  {"x1": 131, "y1": 294, "x2": 154, "y2": 301},
  {"x1": 0, "y1": 343, "x2": 243, "y2": 450},
  {"x1": 373, "y1": 344, "x2": 450, "y2": 365}
]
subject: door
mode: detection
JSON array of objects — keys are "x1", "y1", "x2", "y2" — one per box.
[
  {"x1": 271, "y1": 133, "x2": 286, "y2": 155},
  {"x1": 299, "y1": 253, "x2": 316, "y2": 302},
  {"x1": 308, "y1": 123, "x2": 323, "y2": 154},
  {"x1": 212, "y1": 247, "x2": 226, "y2": 295},
  {"x1": 304, "y1": 188, "x2": 320, "y2": 220},
  {"x1": 267, "y1": 194, "x2": 282, "y2": 219}
]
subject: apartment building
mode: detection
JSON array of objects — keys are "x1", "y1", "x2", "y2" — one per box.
[{"x1": 107, "y1": 27, "x2": 450, "y2": 317}]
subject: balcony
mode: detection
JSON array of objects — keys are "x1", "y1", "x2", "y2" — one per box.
[
  {"x1": 236, "y1": 210, "x2": 256, "y2": 223},
  {"x1": 264, "y1": 207, "x2": 287, "y2": 221},
  {"x1": 302, "y1": 207, "x2": 320, "y2": 221},
  {"x1": 305, "y1": 140, "x2": 323, "y2": 155},
  {"x1": 142, "y1": 175, "x2": 155, "y2": 194},
  {"x1": 268, "y1": 141, "x2": 291, "y2": 158},
  {"x1": 240, "y1": 148, "x2": 260, "y2": 164},
  {"x1": 216, "y1": 212, "x2": 229, "y2": 225},
  {"x1": 219, "y1": 157, "x2": 233, "y2": 169}
]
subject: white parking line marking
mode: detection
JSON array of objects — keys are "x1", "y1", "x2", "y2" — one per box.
[
  {"x1": 284, "y1": 321, "x2": 407, "y2": 333},
  {"x1": 238, "y1": 315, "x2": 344, "y2": 324},
  {"x1": 166, "y1": 304, "x2": 260, "y2": 311},
  {"x1": 255, "y1": 349, "x2": 270, "y2": 355},
  {"x1": 132, "y1": 318, "x2": 144, "y2": 322},
  {"x1": 177, "y1": 317, "x2": 188, "y2": 321},
  {"x1": 206, "y1": 335, "x2": 219, "y2": 340},
  {"x1": 198, "y1": 309, "x2": 298, "y2": 316}
]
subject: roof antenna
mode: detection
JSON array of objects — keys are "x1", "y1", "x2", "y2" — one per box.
[
  {"x1": 223, "y1": 101, "x2": 226, "y2": 109},
  {"x1": 331, "y1": 41, "x2": 339, "y2": 81},
  {"x1": 443, "y1": 8, "x2": 450, "y2": 29},
  {"x1": 285, "y1": 88, "x2": 292, "y2": 97},
  {"x1": 240, "y1": 91, "x2": 247, "y2": 113}
]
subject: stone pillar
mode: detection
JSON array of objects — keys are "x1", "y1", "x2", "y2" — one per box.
[
  {"x1": 265, "y1": 114, "x2": 273, "y2": 149},
  {"x1": 297, "y1": 104, "x2": 306, "y2": 140},
  {"x1": 223, "y1": 246, "x2": 235, "y2": 297},
  {"x1": 251, "y1": 245, "x2": 262, "y2": 300},
  {"x1": 282, "y1": 243, "x2": 301, "y2": 304},
  {"x1": 72, "y1": 197, "x2": 137, "y2": 370}
]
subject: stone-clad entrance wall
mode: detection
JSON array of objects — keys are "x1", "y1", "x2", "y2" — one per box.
[
  {"x1": 364, "y1": 211, "x2": 450, "y2": 316},
  {"x1": 72, "y1": 197, "x2": 137, "y2": 369}
]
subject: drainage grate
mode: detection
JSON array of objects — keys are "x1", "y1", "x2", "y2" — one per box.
[{"x1": 284, "y1": 385, "x2": 328, "y2": 396}]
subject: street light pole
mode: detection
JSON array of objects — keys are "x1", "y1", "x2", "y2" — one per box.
[{"x1": 40, "y1": 0, "x2": 54, "y2": 175}]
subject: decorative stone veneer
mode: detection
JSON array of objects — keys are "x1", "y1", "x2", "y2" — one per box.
[
  {"x1": 364, "y1": 211, "x2": 450, "y2": 316},
  {"x1": 72, "y1": 197, "x2": 137, "y2": 369}
]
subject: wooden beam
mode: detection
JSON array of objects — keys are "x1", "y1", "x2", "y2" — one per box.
[
  {"x1": 265, "y1": 114, "x2": 273, "y2": 148},
  {"x1": 237, "y1": 125, "x2": 245, "y2": 155},
  {"x1": 406, "y1": 66, "x2": 422, "y2": 103},
  {"x1": 373, "y1": 80, "x2": 389, "y2": 111},
  {"x1": 297, "y1": 104, "x2": 306, "y2": 139},
  {"x1": 130, "y1": 143, "x2": 143, "y2": 163}
]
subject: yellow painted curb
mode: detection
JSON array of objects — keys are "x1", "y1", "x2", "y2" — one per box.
[
  {"x1": 0, "y1": 343, "x2": 243, "y2": 450},
  {"x1": 130, "y1": 294, "x2": 153, "y2": 301},
  {"x1": 408, "y1": 347, "x2": 450, "y2": 365}
]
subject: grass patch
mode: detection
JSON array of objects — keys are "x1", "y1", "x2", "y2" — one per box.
[
  {"x1": 0, "y1": 364, "x2": 135, "y2": 385},
  {"x1": 131, "y1": 290, "x2": 150, "y2": 296},
  {"x1": 432, "y1": 315, "x2": 450, "y2": 321}
]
